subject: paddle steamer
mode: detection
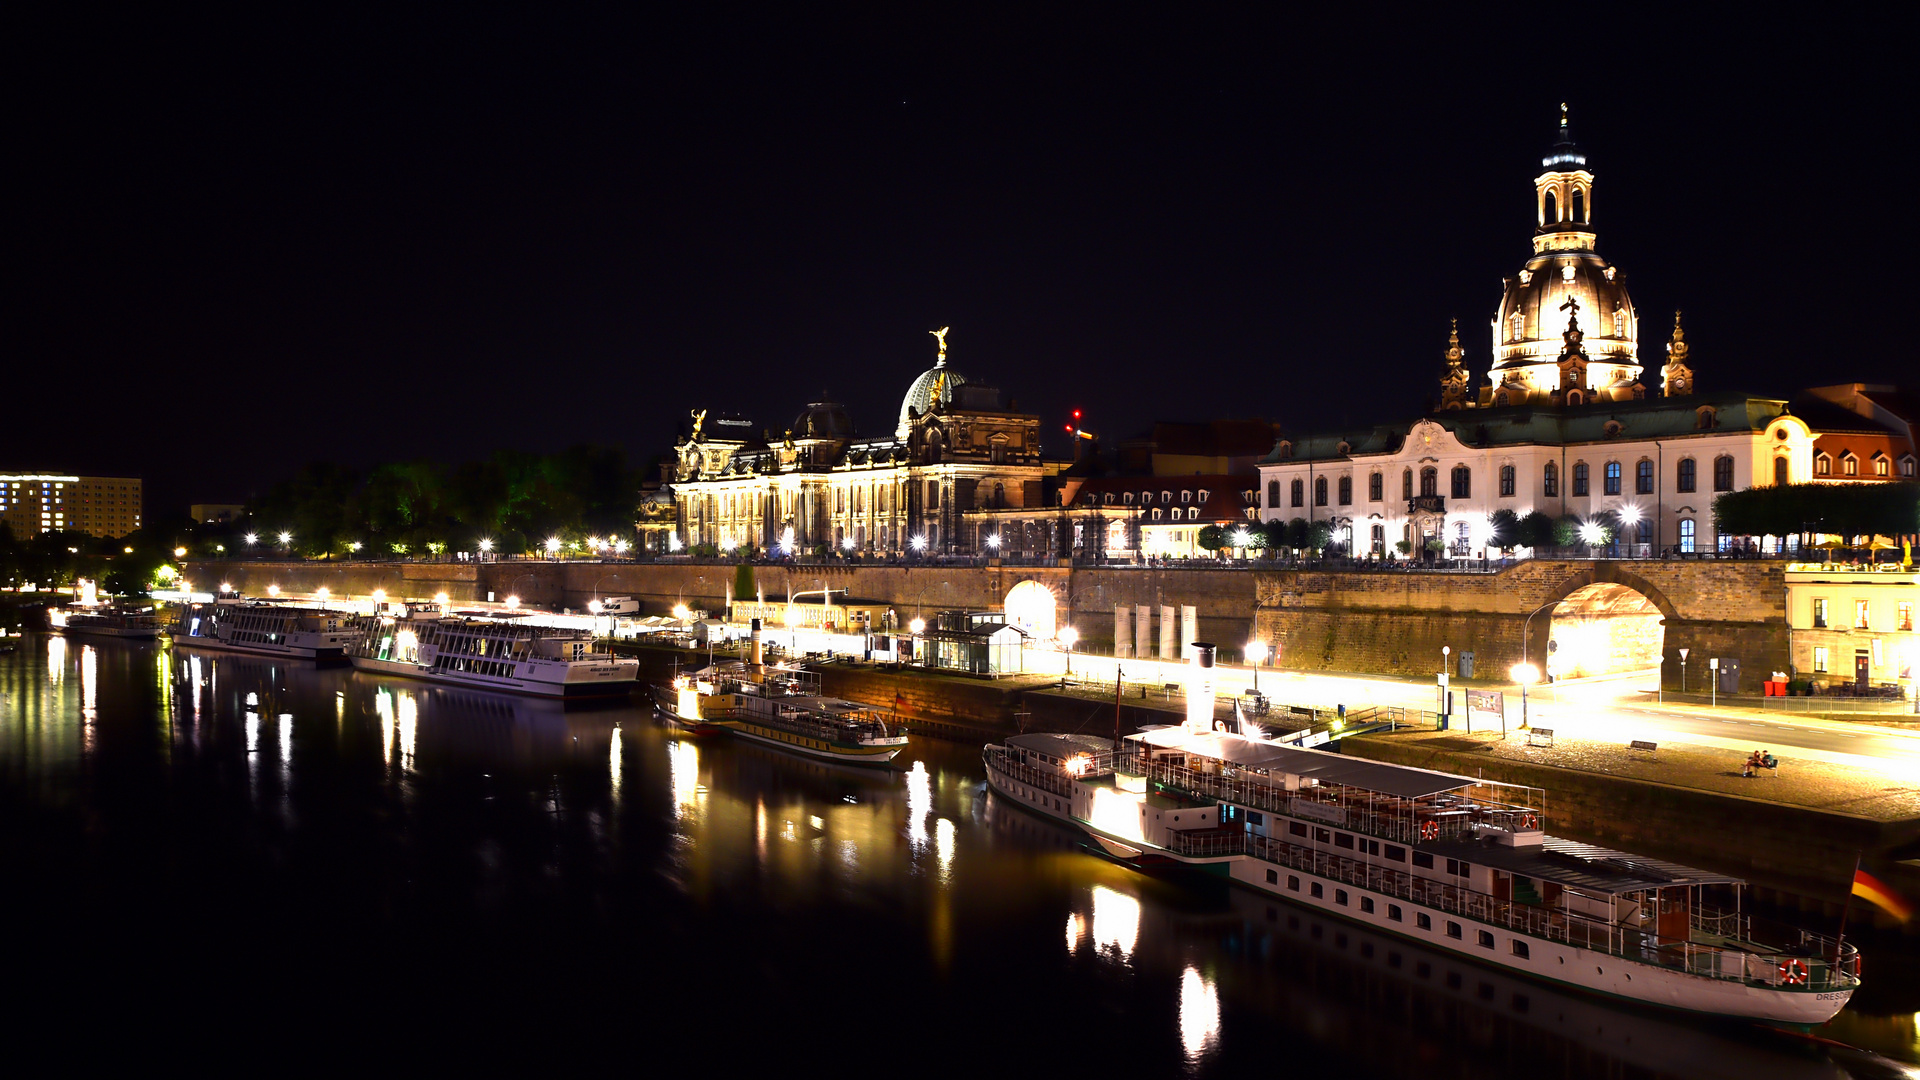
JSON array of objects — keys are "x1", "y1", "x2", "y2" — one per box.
[
  {"x1": 170, "y1": 596, "x2": 360, "y2": 660},
  {"x1": 50, "y1": 604, "x2": 164, "y2": 639},
  {"x1": 347, "y1": 601, "x2": 638, "y2": 699},
  {"x1": 984, "y1": 644, "x2": 1859, "y2": 1027}
]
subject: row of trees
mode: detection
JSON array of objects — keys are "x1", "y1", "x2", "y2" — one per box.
[
  {"x1": 1712, "y1": 482, "x2": 1920, "y2": 546},
  {"x1": 226, "y1": 446, "x2": 648, "y2": 559},
  {"x1": 1192, "y1": 511, "x2": 1605, "y2": 557},
  {"x1": 0, "y1": 521, "x2": 182, "y2": 597}
]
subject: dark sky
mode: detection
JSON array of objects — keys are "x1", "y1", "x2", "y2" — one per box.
[{"x1": 11, "y1": 8, "x2": 1904, "y2": 519}]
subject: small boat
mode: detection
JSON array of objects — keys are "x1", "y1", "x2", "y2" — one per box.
[
  {"x1": 346, "y1": 601, "x2": 639, "y2": 700},
  {"x1": 659, "y1": 618, "x2": 908, "y2": 765},
  {"x1": 50, "y1": 604, "x2": 164, "y2": 639},
  {"x1": 987, "y1": 645, "x2": 1861, "y2": 1027}
]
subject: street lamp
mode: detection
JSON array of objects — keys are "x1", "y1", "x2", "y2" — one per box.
[
  {"x1": 244, "y1": 533, "x2": 258, "y2": 547},
  {"x1": 1246, "y1": 640, "x2": 1268, "y2": 695},
  {"x1": 910, "y1": 616, "x2": 926, "y2": 667},
  {"x1": 1512, "y1": 662, "x2": 1539, "y2": 730},
  {"x1": 545, "y1": 536, "x2": 562, "y2": 557},
  {"x1": 1059, "y1": 626, "x2": 1078, "y2": 677}
]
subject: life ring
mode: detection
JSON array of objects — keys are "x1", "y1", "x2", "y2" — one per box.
[
  {"x1": 1520, "y1": 813, "x2": 1537, "y2": 830},
  {"x1": 1778, "y1": 958, "x2": 1809, "y2": 985},
  {"x1": 1420, "y1": 820, "x2": 1439, "y2": 840}
]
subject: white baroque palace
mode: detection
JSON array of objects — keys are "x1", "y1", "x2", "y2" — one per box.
[
  {"x1": 1257, "y1": 110, "x2": 1898, "y2": 559},
  {"x1": 670, "y1": 332, "x2": 1048, "y2": 555}
]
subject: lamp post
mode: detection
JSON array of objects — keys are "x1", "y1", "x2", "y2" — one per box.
[
  {"x1": 1059, "y1": 626, "x2": 1078, "y2": 678},
  {"x1": 1246, "y1": 640, "x2": 1268, "y2": 696},
  {"x1": 910, "y1": 616, "x2": 926, "y2": 668},
  {"x1": 1709, "y1": 657, "x2": 1719, "y2": 708},
  {"x1": 1512, "y1": 662, "x2": 1539, "y2": 730},
  {"x1": 1678, "y1": 647, "x2": 1689, "y2": 693}
]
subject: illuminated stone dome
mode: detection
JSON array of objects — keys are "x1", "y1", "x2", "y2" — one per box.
[
  {"x1": 1487, "y1": 107, "x2": 1642, "y2": 405},
  {"x1": 897, "y1": 356, "x2": 969, "y2": 440}
]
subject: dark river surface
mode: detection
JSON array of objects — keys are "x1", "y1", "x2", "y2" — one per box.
[{"x1": 3, "y1": 634, "x2": 1917, "y2": 1078}]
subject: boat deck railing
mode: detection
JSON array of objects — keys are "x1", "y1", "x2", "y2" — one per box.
[
  {"x1": 983, "y1": 747, "x2": 1080, "y2": 798},
  {"x1": 1162, "y1": 830, "x2": 1856, "y2": 992},
  {"x1": 1134, "y1": 754, "x2": 1539, "y2": 845}
]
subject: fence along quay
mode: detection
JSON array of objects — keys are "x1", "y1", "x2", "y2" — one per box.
[{"x1": 1051, "y1": 720, "x2": 1857, "y2": 1025}]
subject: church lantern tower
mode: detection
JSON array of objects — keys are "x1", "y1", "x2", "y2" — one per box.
[
  {"x1": 1488, "y1": 106, "x2": 1642, "y2": 406},
  {"x1": 1662, "y1": 311, "x2": 1694, "y2": 397}
]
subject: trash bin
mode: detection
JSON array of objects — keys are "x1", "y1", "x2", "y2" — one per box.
[
  {"x1": 1459, "y1": 652, "x2": 1475, "y2": 680},
  {"x1": 1717, "y1": 659, "x2": 1741, "y2": 695}
]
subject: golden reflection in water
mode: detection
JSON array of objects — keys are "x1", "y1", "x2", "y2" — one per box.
[
  {"x1": 934, "y1": 817, "x2": 955, "y2": 887},
  {"x1": 1178, "y1": 966, "x2": 1221, "y2": 1064},
  {"x1": 47, "y1": 634, "x2": 67, "y2": 683},
  {"x1": 80, "y1": 645, "x2": 98, "y2": 754},
  {"x1": 906, "y1": 760, "x2": 931, "y2": 849},
  {"x1": 1090, "y1": 884, "x2": 1140, "y2": 960},
  {"x1": 755, "y1": 798, "x2": 767, "y2": 863},
  {"x1": 1066, "y1": 911, "x2": 1088, "y2": 953},
  {"x1": 396, "y1": 692, "x2": 417, "y2": 769},
  {"x1": 609, "y1": 725, "x2": 623, "y2": 804},
  {"x1": 279, "y1": 713, "x2": 293, "y2": 768},
  {"x1": 334, "y1": 690, "x2": 344, "y2": 730},
  {"x1": 376, "y1": 689, "x2": 396, "y2": 768},
  {"x1": 667, "y1": 738, "x2": 701, "y2": 822}
]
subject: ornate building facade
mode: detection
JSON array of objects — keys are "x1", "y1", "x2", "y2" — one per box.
[
  {"x1": 669, "y1": 331, "x2": 1049, "y2": 555},
  {"x1": 1257, "y1": 110, "x2": 1909, "y2": 559}
]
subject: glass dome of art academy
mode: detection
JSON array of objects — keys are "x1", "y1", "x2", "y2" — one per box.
[
  {"x1": 1489, "y1": 108, "x2": 1643, "y2": 403},
  {"x1": 896, "y1": 335, "x2": 969, "y2": 439}
]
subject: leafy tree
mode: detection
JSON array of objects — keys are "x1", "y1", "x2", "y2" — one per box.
[
  {"x1": 1488, "y1": 509, "x2": 1519, "y2": 551},
  {"x1": 1306, "y1": 520, "x2": 1333, "y2": 551},
  {"x1": 1196, "y1": 525, "x2": 1225, "y2": 553},
  {"x1": 1552, "y1": 514, "x2": 1582, "y2": 549},
  {"x1": 1519, "y1": 510, "x2": 1556, "y2": 550},
  {"x1": 1285, "y1": 517, "x2": 1310, "y2": 549}
]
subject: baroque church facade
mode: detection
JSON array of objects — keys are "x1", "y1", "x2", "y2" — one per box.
[
  {"x1": 1256, "y1": 110, "x2": 1895, "y2": 559},
  {"x1": 669, "y1": 331, "x2": 1050, "y2": 555}
]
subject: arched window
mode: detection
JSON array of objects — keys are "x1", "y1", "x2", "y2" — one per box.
[
  {"x1": 1419, "y1": 467, "x2": 1438, "y2": 498},
  {"x1": 1402, "y1": 468, "x2": 1414, "y2": 500},
  {"x1": 1612, "y1": 308, "x2": 1624, "y2": 337},
  {"x1": 1369, "y1": 472, "x2": 1383, "y2": 501},
  {"x1": 1676, "y1": 458, "x2": 1695, "y2": 492},
  {"x1": 1314, "y1": 477, "x2": 1328, "y2": 506},
  {"x1": 1842, "y1": 453, "x2": 1858, "y2": 476},
  {"x1": 1450, "y1": 465, "x2": 1471, "y2": 499},
  {"x1": 993, "y1": 483, "x2": 1005, "y2": 508},
  {"x1": 1371, "y1": 524, "x2": 1385, "y2": 554},
  {"x1": 1713, "y1": 455, "x2": 1735, "y2": 491},
  {"x1": 1774, "y1": 458, "x2": 1790, "y2": 486},
  {"x1": 1544, "y1": 190, "x2": 1558, "y2": 223},
  {"x1": 1498, "y1": 464, "x2": 1515, "y2": 497},
  {"x1": 1635, "y1": 459, "x2": 1654, "y2": 494},
  {"x1": 1290, "y1": 479, "x2": 1304, "y2": 507},
  {"x1": 1874, "y1": 455, "x2": 1889, "y2": 477},
  {"x1": 1338, "y1": 476, "x2": 1352, "y2": 505},
  {"x1": 1604, "y1": 461, "x2": 1622, "y2": 495},
  {"x1": 1510, "y1": 311, "x2": 1525, "y2": 341},
  {"x1": 1572, "y1": 462, "x2": 1590, "y2": 496},
  {"x1": 1571, "y1": 188, "x2": 1585, "y2": 224},
  {"x1": 1543, "y1": 461, "x2": 1559, "y2": 497},
  {"x1": 1268, "y1": 479, "x2": 1280, "y2": 508},
  {"x1": 1902, "y1": 456, "x2": 1916, "y2": 478},
  {"x1": 1814, "y1": 453, "x2": 1831, "y2": 476}
]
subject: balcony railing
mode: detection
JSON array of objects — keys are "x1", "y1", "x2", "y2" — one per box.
[{"x1": 1407, "y1": 495, "x2": 1445, "y2": 513}]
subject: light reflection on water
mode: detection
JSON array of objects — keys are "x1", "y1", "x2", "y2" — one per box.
[{"x1": 0, "y1": 634, "x2": 1914, "y2": 1078}]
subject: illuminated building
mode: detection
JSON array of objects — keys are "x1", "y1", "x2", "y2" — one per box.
[
  {"x1": 669, "y1": 331, "x2": 1048, "y2": 555},
  {"x1": 0, "y1": 473, "x2": 142, "y2": 538},
  {"x1": 1786, "y1": 567, "x2": 1918, "y2": 694},
  {"x1": 1256, "y1": 110, "x2": 1912, "y2": 559}
]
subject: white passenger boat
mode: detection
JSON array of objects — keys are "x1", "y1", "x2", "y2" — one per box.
[
  {"x1": 50, "y1": 604, "x2": 164, "y2": 639},
  {"x1": 986, "y1": 645, "x2": 1860, "y2": 1028},
  {"x1": 170, "y1": 596, "x2": 360, "y2": 660},
  {"x1": 347, "y1": 602, "x2": 638, "y2": 700},
  {"x1": 658, "y1": 618, "x2": 908, "y2": 765}
]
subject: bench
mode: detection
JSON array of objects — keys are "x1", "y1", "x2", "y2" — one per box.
[
  {"x1": 1527, "y1": 727, "x2": 1554, "y2": 748},
  {"x1": 1628, "y1": 740, "x2": 1658, "y2": 754}
]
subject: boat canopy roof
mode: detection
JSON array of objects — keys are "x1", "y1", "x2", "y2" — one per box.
[
  {"x1": 1424, "y1": 835, "x2": 1746, "y2": 895},
  {"x1": 1007, "y1": 732, "x2": 1116, "y2": 756},
  {"x1": 1126, "y1": 725, "x2": 1478, "y2": 799}
]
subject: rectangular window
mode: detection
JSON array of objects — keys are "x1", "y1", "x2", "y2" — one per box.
[
  {"x1": 1499, "y1": 465, "x2": 1515, "y2": 497},
  {"x1": 1677, "y1": 458, "x2": 1696, "y2": 492},
  {"x1": 1335, "y1": 890, "x2": 1348, "y2": 906},
  {"x1": 1856, "y1": 599, "x2": 1870, "y2": 629},
  {"x1": 1679, "y1": 519, "x2": 1695, "y2": 554},
  {"x1": 1388, "y1": 905, "x2": 1403, "y2": 922},
  {"x1": 1246, "y1": 811, "x2": 1265, "y2": 826},
  {"x1": 1446, "y1": 921, "x2": 1463, "y2": 940},
  {"x1": 1287, "y1": 876, "x2": 1300, "y2": 892},
  {"x1": 1289, "y1": 822, "x2": 1308, "y2": 838},
  {"x1": 1899, "y1": 602, "x2": 1914, "y2": 632},
  {"x1": 1813, "y1": 598, "x2": 1828, "y2": 628},
  {"x1": 1363, "y1": 839, "x2": 1380, "y2": 856},
  {"x1": 1310, "y1": 882, "x2": 1323, "y2": 899},
  {"x1": 1572, "y1": 463, "x2": 1589, "y2": 496},
  {"x1": 1636, "y1": 459, "x2": 1654, "y2": 494},
  {"x1": 1416, "y1": 913, "x2": 1432, "y2": 931},
  {"x1": 1369, "y1": 472, "x2": 1383, "y2": 501},
  {"x1": 1446, "y1": 859, "x2": 1471, "y2": 877},
  {"x1": 1290, "y1": 479, "x2": 1303, "y2": 507},
  {"x1": 1412, "y1": 852, "x2": 1434, "y2": 869},
  {"x1": 1511, "y1": 940, "x2": 1531, "y2": 959},
  {"x1": 1266, "y1": 869, "x2": 1278, "y2": 884},
  {"x1": 1714, "y1": 456, "x2": 1734, "y2": 491},
  {"x1": 1360, "y1": 897, "x2": 1375, "y2": 914},
  {"x1": 1334, "y1": 833, "x2": 1355, "y2": 850},
  {"x1": 1477, "y1": 930, "x2": 1495, "y2": 949},
  {"x1": 1338, "y1": 476, "x2": 1352, "y2": 505},
  {"x1": 1385, "y1": 845, "x2": 1406, "y2": 862},
  {"x1": 1813, "y1": 646, "x2": 1829, "y2": 674},
  {"x1": 1313, "y1": 828, "x2": 1330, "y2": 844}
]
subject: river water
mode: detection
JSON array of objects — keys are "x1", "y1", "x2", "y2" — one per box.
[{"x1": 2, "y1": 634, "x2": 1915, "y2": 1077}]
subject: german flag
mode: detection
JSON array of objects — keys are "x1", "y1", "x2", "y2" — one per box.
[{"x1": 1853, "y1": 864, "x2": 1914, "y2": 923}]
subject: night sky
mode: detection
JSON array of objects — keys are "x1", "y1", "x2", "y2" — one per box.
[{"x1": 12, "y1": 8, "x2": 1901, "y2": 519}]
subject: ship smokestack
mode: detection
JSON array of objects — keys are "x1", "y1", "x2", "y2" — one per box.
[
  {"x1": 1186, "y1": 642, "x2": 1216, "y2": 732},
  {"x1": 750, "y1": 617, "x2": 763, "y2": 668}
]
